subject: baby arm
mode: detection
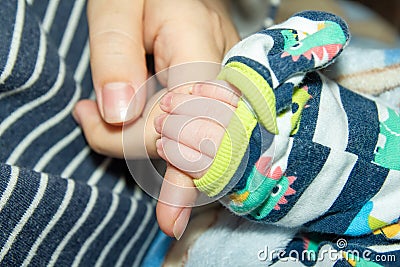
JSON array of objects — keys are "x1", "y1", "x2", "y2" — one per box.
[{"x1": 157, "y1": 10, "x2": 400, "y2": 237}]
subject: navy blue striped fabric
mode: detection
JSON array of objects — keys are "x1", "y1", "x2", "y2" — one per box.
[
  {"x1": 340, "y1": 85, "x2": 380, "y2": 161},
  {"x1": 0, "y1": 1, "x2": 158, "y2": 266},
  {"x1": 307, "y1": 159, "x2": 389, "y2": 234},
  {"x1": 293, "y1": 72, "x2": 323, "y2": 142},
  {"x1": 267, "y1": 138, "x2": 331, "y2": 223},
  {"x1": 217, "y1": 11, "x2": 400, "y2": 243}
]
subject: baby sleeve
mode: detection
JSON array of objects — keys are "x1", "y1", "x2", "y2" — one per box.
[
  {"x1": 194, "y1": 11, "x2": 400, "y2": 237},
  {"x1": 194, "y1": 10, "x2": 350, "y2": 198}
]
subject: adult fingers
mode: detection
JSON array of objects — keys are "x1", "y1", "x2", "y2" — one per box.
[
  {"x1": 156, "y1": 164, "x2": 199, "y2": 239},
  {"x1": 73, "y1": 99, "x2": 159, "y2": 159},
  {"x1": 88, "y1": 0, "x2": 147, "y2": 124},
  {"x1": 144, "y1": 0, "x2": 240, "y2": 87},
  {"x1": 73, "y1": 100, "x2": 125, "y2": 158}
]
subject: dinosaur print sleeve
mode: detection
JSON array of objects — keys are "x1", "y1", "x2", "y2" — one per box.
[{"x1": 193, "y1": 11, "x2": 400, "y2": 237}]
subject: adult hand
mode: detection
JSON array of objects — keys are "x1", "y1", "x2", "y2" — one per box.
[
  {"x1": 86, "y1": 0, "x2": 145, "y2": 124},
  {"x1": 82, "y1": 0, "x2": 239, "y2": 124},
  {"x1": 74, "y1": 0, "x2": 239, "y2": 155},
  {"x1": 73, "y1": 0, "x2": 240, "y2": 239}
]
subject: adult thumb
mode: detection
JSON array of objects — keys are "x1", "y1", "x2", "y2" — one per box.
[
  {"x1": 88, "y1": 0, "x2": 147, "y2": 124},
  {"x1": 156, "y1": 165, "x2": 198, "y2": 240}
]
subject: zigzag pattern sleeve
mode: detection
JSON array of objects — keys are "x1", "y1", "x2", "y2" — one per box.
[{"x1": 194, "y1": 11, "x2": 400, "y2": 237}]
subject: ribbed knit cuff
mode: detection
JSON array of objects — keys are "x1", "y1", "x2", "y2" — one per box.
[
  {"x1": 218, "y1": 61, "x2": 278, "y2": 135},
  {"x1": 193, "y1": 99, "x2": 257, "y2": 197}
]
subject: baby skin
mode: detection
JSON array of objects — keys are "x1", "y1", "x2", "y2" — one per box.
[
  {"x1": 155, "y1": 10, "x2": 400, "y2": 242},
  {"x1": 155, "y1": 82, "x2": 240, "y2": 180}
]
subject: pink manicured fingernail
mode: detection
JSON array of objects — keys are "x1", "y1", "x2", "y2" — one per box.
[
  {"x1": 159, "y1": 92, "x2": 173, "y2": 110},
  {"x1": 173, "y1": 208, "x2": 191, "y2": 240},
  {"x1": 102, "y1": 82, "x2": 135, "y2": 123},
  {"x1": 154, "y1": 114, "x2": 167, "y2": 134}
]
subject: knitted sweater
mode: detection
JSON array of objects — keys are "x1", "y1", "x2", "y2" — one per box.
[{"x1": 0, "y1": 1, "x2": 157, "y2": 266}]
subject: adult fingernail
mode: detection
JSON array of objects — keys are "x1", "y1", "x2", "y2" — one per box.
[
  {"x1": 154, "y1": 113, "x2": 167, "y2": 134},
  {"x1": 72, "y1": 108, "x2": 81, "y2": 125},
  {"x1": 102, "y1": 82, "x2": 135, "y2": 123},
  {"x1": 159, "y1": 92, "x2": 173, "y2": 110},
  {"x1": 173, "y1": 207, "x2": 191, "y2": 240}
]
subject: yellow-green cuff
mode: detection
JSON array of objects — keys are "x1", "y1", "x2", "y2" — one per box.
[
  {"x1": 194, "y1": 99, "x2": 257, "y2": 197},
  {"x1": 218, "y1": 62, "x2": 278, "y2": 135}
]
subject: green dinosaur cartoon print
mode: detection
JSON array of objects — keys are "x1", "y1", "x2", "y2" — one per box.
[
  {"x1": 248, "y1": 171, "x2": 296, "y2": 220},
  {"x1": 229, "y1": 156, "x2": 280, "y2": 214},
  {"x1": 374, "y1": 108, "x2": 400, "y2": 170},
  {"x1": 280, "y1": 20, "x2": 347, "y2": 63},
  {"x1": 302, "y1": 236, "x2": 320, "y2": 262}
]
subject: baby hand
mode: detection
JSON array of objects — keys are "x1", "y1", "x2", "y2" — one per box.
[
  {"x1": 154, "y1": 81, "x2": 240, "y2": 239},
  {"x1": 155, "y1": 82, "x2": 240, "y2": 176}
]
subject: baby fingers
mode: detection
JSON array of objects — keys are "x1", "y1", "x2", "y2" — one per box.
[
  {"x1": 155, "y1": 116, "x2": 228, "y2": 178},
  {"x1": 159, "y1": 92, "x2": 236, "y2": 126},
  {"x1": 191, "y1": 81, "x2": 241, "y2": 107},
  {"x1": 155, "y1": 114, "x2": 225, "y2": 157},
  {"x1": 156, "y1": 137, "x2": 213, "y2": 178}
]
